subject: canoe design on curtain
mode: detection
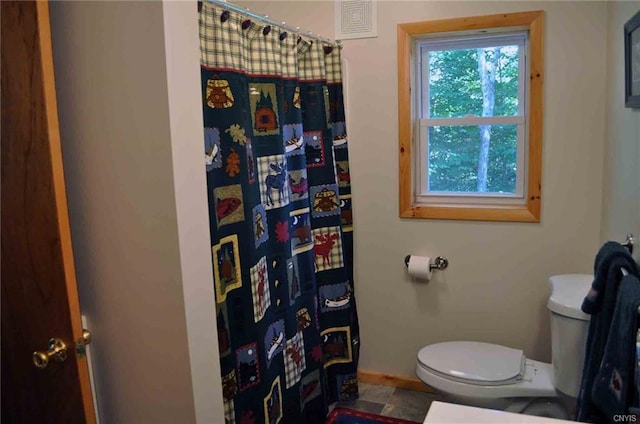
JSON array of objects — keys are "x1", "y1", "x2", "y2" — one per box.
[{"x1": 199, "y1": 4, "x2": 360, "y2": 424}]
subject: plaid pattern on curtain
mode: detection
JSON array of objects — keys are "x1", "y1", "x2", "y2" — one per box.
[{"x1": 199, "y1": 3, "x2": 360, "y2": 423}]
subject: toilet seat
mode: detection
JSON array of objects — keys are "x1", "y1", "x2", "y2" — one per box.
[
  {"x1": 417, "y1": 341, "x2": 524, "y2": 386},
  {"x1": 416, "y1": 342, "x2": 557, "y2": 399}
]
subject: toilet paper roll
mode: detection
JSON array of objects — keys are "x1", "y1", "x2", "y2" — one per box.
[{"x1": 407, "y1": 255, "x2": 432, "y2": 280}]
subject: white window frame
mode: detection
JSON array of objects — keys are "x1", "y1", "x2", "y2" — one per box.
[{"x1": 414, "y1": 32, "x2": 529, "y2": 206}]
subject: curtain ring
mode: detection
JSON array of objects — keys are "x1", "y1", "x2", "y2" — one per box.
[
  {"x1": 220, "y1": 10, "x2": 230, "y2": 23},
  {"x1": 241, "y1": 19, "x2": 251, "y2": 30},
  {"x1": 323, "y1": 45, "x2": 333, "y2": 55},
  {"x1": 297, "y1": 36, "x2": 302, "y2": 44},
  {"x1": 279, "y1": 31, "x2": 288, "y2": 41},
  {"x1": 263, "y1": 25, "x2": 271, "y2": 36}
]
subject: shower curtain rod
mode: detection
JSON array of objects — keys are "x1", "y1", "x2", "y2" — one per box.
[{"x1": 204, "y1": 0, "x2": 340, "y2": 45}]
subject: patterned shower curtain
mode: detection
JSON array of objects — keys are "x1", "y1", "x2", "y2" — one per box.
[{"x1": 199, "y1": 3, "x2": 360, "y2": 423}]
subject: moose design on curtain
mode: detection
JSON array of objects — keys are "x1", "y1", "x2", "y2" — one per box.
[{"x1": 199, "y1": 3, "x2": 360, "y2": 423}]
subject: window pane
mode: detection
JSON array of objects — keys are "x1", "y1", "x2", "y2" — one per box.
[
  {"x1": 427, "y1": 125, "x2": 517, "y2": 194},
  {"x1": 427, "y1": 46, "x2": 520, "y2": 118}
]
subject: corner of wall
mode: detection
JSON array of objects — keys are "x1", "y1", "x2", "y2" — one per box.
[{"x1": 161, "y1": 2, "x2": 224, "y2": 423}]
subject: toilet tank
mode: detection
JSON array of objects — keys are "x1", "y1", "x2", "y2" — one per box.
[{"x1": 547, "y1": 274, "x2": 592, "y2": 398}]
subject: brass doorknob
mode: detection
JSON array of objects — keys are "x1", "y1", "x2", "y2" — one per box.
[{"x1": 32, "y1": 338, "x2": 67, "y2": 369}]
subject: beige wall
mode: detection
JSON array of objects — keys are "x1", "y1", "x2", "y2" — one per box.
[
  {"x1": 601, "y1": 2, "x2": 640, "y2": 247},
  {"x1": 50, "y1": 1, "x2": 222, "y2": 423},
  {"x1": 237, "y1": 1, "x2": 608, "y2": 378}
]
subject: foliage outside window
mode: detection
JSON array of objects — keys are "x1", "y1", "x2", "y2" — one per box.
[{"x1": 398, "y1": 11, "x2": 544, "y2": 222}]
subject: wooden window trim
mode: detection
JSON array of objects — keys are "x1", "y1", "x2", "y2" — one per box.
[{"x1": 398, "y1": 11, "x2": 544, "y2": 222}]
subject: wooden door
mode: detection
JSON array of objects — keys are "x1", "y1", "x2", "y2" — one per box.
[{"x1": 1, "y1": 1, "x2": 96, "y2": 422}]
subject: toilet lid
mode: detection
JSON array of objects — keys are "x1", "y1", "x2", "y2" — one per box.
[{"x1": 417, "y1": 341, "x2": 524, "y2": 386}]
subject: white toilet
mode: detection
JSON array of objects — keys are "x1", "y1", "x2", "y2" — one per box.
[{"x1": 416, "y1": 274, "x2": 592, "y2": 419}]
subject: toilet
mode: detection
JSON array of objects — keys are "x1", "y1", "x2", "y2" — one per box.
[{"x1": 416, "y1": 274, "x2": 592, "y2": 419}]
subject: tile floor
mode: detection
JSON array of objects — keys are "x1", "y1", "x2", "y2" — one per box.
[{"x1": 336, "y1": 382, "x2": 443, "y2": 423}]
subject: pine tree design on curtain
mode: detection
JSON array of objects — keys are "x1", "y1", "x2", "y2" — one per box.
[{"x1": 199, "y1": 4, "x2": 360, "y2": 423}]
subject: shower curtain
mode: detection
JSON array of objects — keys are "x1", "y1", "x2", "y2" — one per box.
[{"x1": 199, "y1": 3, "x2": 360, "y2": 423}]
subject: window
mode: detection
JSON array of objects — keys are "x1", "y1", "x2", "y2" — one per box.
[{"x1": 398, "y1": 11, "x2": 544, "y2": 222}]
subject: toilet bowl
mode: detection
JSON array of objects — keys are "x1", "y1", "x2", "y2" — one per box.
[{"x1": 416, "y1": 274, "x2": 592, "y2": 419}]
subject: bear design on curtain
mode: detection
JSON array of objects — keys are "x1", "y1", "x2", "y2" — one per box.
[{"x1": 199, "y1": 3, "x2": 360, "y2": 423}]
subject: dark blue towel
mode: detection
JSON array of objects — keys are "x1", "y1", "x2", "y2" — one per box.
[
  {"x1": 577, "y1": 242, "x2": 640, "y2": 423},
  {"x1": 581, "y1": 242, "x2": 638, "y2": 315},
  {"x1": 591, "y1": 275, "x2": 640, "y2": 420}
]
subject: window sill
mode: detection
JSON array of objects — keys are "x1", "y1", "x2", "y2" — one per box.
[{"x1": 399, "y1": 201, "x2": 540, "y2": 222}]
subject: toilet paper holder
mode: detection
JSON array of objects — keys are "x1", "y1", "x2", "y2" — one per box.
[{"x1": 404, "y1": 255, "x2": 449, "y2": 271}]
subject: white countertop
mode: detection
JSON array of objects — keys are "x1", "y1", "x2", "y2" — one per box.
[{"x1": 424, "y1": 402, "x2": 577, "y2": 423}]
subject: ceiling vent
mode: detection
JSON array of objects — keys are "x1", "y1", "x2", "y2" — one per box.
[{"x1": 334, "y1": 0, "x2": 378, "y2": 40}]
